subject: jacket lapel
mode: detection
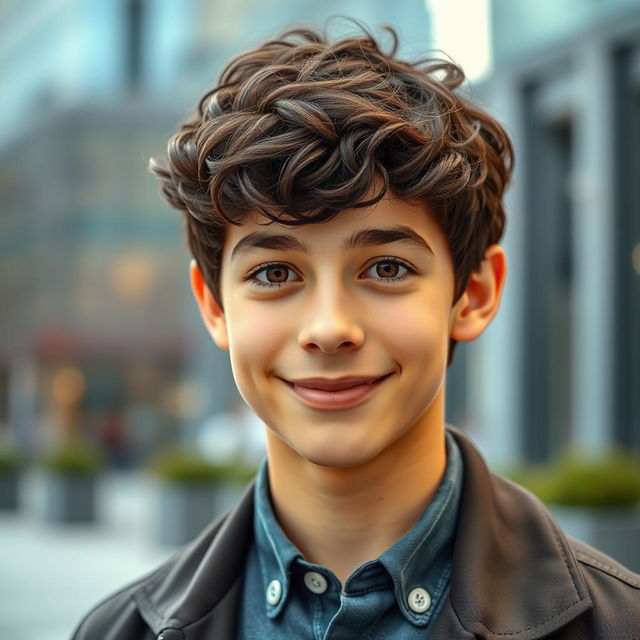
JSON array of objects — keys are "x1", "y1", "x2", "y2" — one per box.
[
  {"x1": 133, "y1": 481, "x2": 255, "y2": 638},
  {"x1": 442, "y1": 427, "x2": 592, "y2": 639}
]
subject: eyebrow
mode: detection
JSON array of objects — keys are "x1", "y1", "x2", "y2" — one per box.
[
  {"x1": 345, "y1": 226, "x2": 434, "y2": 255},
  {"x1": 231, "y1": 231, "x2": 308, "y2": 260},
  {"x1": 230, "y1": 225, "x2": 434, "y2": 261}
]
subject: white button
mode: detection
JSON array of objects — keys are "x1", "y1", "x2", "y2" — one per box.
[
  {"x1": 304, "y1": 571, "x2": 328, "y2": 594},
  {"x1": 407, "y1": 587, "x2": 431, "y2": 613},
  {"x1": 266, "y1": 579, "x2": 282, "y2": 605}
]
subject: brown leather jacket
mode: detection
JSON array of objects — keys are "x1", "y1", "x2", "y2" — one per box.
[{"x1": 71, "y1": 428, "x2": 640, "y2": 639}]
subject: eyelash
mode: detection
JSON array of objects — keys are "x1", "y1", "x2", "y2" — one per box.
[
  {"x1": 244, "y1": 258, "x2": 416, "y2": 289},
  {"x1": 244, "y1": 262, "x2": 300, "y2": 288},
  {"x1": 361, "y1": 258, "x2": 417, "y2": 285}
]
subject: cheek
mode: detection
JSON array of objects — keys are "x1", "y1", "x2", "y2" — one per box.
[
  {"x1": 374, "y1": 295, "x2": 451, "y2": 363},
  {"x1": 225, "y1": 302, "x2": 289, "y2": 380}
]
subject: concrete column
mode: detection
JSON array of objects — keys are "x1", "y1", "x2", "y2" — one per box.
[
  {"x1": 468, "y1": 74, "x2": 526, "y2": 467},
  {"x1": 571, "y1": 39, "x2": 615, "y2": 452}
]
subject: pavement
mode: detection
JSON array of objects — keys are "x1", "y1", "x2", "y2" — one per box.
[{"x1": 0, "y1": 470, "x2": 182, "y2": 640}]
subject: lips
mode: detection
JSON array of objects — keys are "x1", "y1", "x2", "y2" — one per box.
[
  {"x1": 286, "y1": 374, "x2": 390, "y2": 391},
  {"x1": 280, "y1": 373, "x2": 393, "y2": 409}
]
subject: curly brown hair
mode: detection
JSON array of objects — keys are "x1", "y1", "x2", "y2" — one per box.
[{"x1": 150, "y1": 23, "x2": 513, "y2": 357}]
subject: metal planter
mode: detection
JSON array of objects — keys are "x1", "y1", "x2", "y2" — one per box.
[
  {"x1": 0, "y1": 469, "x2": 20, "y2": 510},
  {"x1": 154, "y1": 480, "x2": 246, "y2": 547},
  {"x1": 42, "y1": 472, "x2": 98, "y2": 524}
]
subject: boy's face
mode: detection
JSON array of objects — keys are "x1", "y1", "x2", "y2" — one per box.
[{"x1": 197, "y1": 196, "x2": 472, "y2": 469}]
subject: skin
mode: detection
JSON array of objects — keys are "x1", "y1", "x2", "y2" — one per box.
[{"x1": 192, "y1": 194, "x2": 506, "y2": 584}]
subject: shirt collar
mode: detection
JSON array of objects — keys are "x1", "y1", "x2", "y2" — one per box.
[
  {"x1": 375, "y1": 430, "x2": 463, "y2": 625},
  {"x1": 253, "y1": 457, "x2": 302, "y2": 619},
  {"x1": 252, "y1": 430, "x2": 464, "y2": 624}
]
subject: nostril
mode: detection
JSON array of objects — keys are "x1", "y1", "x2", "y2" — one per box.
[
  {"x1": 303, "y1": 340, "x2": 358, "y2": 353},
  {"x1": 298, "y1": 321, "x2": 365, "y2": 353}
]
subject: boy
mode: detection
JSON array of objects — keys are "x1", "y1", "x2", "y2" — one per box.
[{"x1": 73, "y1": 24, "x2": 640, "y2": 640}]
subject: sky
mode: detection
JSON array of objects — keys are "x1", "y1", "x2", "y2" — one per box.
[{"x1": 427, "y1": 0, "x2": 491, "y2": 81}]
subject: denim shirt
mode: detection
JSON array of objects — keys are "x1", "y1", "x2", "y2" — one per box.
[{"x1": 237, "y1": 431, "x2": 463, "y2": 639}]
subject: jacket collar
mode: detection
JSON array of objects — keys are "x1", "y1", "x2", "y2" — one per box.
[
  {"x1": 132, "y1": 427, "x2": 593, "y2": 639},
  {"x1": 446, "y1": 426, "x2": 592, "y2": 639},
  {"x1": 133, "y1": 481, "x2": 255, "y2": 637}
]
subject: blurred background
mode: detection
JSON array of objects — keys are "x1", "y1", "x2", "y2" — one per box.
[{"x1": 1, "y1": 0, "x2": 639, "y2": 638}]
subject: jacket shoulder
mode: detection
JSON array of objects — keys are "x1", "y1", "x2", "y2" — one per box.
[
  {"x1": 70, "y1": 508, "x2": 232, "y2": 640},
  {"x1": 488, "y1": 470, "x2": 640, "y2": 638},
  {"x1": 71, "y1": 482, "x2": 256, "y2": 640},
  {"x1": 70, "y1": 563, "x2": 170, "y2": 639},
  {"x1": 569, "y1": 535, "x2": 640, "y2": 590},
  {"x1": 564, "y1": 534, "x2": 640, "y2": 638}
]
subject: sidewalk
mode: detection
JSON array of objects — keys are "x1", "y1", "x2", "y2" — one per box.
[{"x1": 0, "y1": 470, "x2": 180, "y2": 640}]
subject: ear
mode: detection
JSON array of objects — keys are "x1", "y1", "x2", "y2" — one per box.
[
  {"x1": 450, "y1": 245, "x2": 507, "y2": 342},
  {"x1": 189, "y1": 260, "x2": 229, "y2": 351}
]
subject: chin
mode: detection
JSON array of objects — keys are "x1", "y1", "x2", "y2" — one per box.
[{"x1": 293, "y1": 438, "x2": 382, "y2": 470}]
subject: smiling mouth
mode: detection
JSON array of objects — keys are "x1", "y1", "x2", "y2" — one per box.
[{"x1": 280, "y1": 373, "x2": 393, "y2": 410}]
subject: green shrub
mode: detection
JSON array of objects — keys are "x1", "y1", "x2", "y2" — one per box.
[
  {"x1": 148, "y1": 449, "x2": 257, "y2": 485},
  {"x1": 224, "y1": 461, "x2": 260, "y2": 484},
  {"x1": 41, "y1": 442, "x2": 105, "y2": 476},
  {"x1": 506, "y1": 452, "x2": 640, "y2": 508},
  {"x1": 0, "y1": 447, "x2": 25, "y2": 472}
]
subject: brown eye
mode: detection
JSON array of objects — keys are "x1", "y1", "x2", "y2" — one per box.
[
  {"x1": 249, "y1": 263, "x2": 300, "y2": 287},
  {"x1": 361, "y1": 259, "x2": 413, "y2": 284},
  {"x1": 265, "y1": 266, "x2": 289, "y2": 282},
  {"x1": 376, "y1": 262, "x2": 400, "y2": 278}
]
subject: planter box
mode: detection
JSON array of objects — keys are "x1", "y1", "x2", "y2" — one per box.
[
  {"x1": 0, "y1": 469, "x2": 20, "y2": 510},
  {"x1": 42, "y1": 473, "x2": 98, "y2": 524},
  {"x1": 550, "y1": 505, "x2": 640, "y2": 572},
  {"x1": 155, "y1": 481, "x2": 246, "y2": 547}
]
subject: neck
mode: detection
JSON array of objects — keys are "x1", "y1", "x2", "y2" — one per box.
[{"x1": 265, "y1": 396, "x2": 447, "y2": 585}]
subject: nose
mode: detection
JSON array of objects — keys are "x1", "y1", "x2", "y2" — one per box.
[{"x1": 298, "y1": 287, "x2": 365, "y2": 354}]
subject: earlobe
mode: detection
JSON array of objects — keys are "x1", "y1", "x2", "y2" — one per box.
[
  {"x1": 189, "y1": 260, "x2": 229, "y2": 351},
  {"x1": 450, "y1": 245, "x2": 507, "y2": 343}
]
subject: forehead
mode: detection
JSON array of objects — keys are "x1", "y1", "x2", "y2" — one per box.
[{"x1": 222, "y1": 196, "x2": 449, "y2": 260}]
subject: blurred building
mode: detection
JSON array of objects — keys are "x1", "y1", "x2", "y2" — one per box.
[
  {"x1": 471, "y1": 0, "x2": 640, "y2": 464},
  {"x1": 0, "y1": 0, "x2": 432, "y2": 464},
  {"x1": 0, "y1": 1, "x2": 202, "y2": 466}
]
